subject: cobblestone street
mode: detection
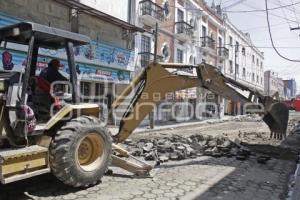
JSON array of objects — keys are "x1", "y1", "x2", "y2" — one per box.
[
  {"x1": 0, "y1": 155, "x2": 295, "y2": 200},
  {"x1": 1, "y1": 114, "x2": 299, "y2": 200},
  {"x1": 0, "y1": 0, "x2": 299, "y2": 199}
]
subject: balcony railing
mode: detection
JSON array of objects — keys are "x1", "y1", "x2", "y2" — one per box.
[
  {"x1": 139, "y1": 52, "x2": 163, "y2": 68},
  {"x1": 139, "y1": 0, "x2": 165, "y2": 22},
  {"x1": 217, "y1": 47, "x2": 229, "y2": 58},
  {"x1": 175, "y1": 21, "x2": 194, "y2": 37},
  {"x1": 200, "y1": 36, "x2": 215, "y2": 49}
]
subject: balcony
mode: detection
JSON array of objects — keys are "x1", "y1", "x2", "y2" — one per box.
[
  {"x1": 139, "y1": 52, "x2": 163, "y2": 68},
  {"x1": 139, "y1": 0, "x2": 164, "y2": 27},
  {"x1": 200, "y1": 36, "x2": 215, "y2": 50},
  {"x1": 217, "y1": 47, "x2": 229, "y2": 60},
  {"x1": 175, "y1": 21, "x2": 194, "y2": 41}
]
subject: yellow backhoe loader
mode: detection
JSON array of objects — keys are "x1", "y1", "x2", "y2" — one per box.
[{"x1": 0, "y1": 22, "x2": 289, "y2": 186}]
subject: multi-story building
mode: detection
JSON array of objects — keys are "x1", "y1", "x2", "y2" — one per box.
[
  {"x1": 135, "y1": 0, "x2": 227, "y2": 121},
  {"x1": 283, "y1": 78, "x2": 297, "y2": 99},
  {"x1": 277, "y1": 78, "x2": 285, "y2": 100},
  {"x1": 137, "y1": 0, "x2": 176, "y2": 68},
  {"x1": 264, "y1": 71, "x2": 289, "y2": 100},
  {"x1": 136, "y1": 0, "x2": 200, "y2": 122},
  {"x1": 197, "y1": 1, "x2": 226, "y2": 69},
  {"x1": 196, "y1": 1, "x2": 226, "y2": 117},
  {"x1": 224, "y1": 20, "x2": 264, "y2": 91},
  {"x1": 135, "y1": 0, "x2": 265, "y2": 120},
  {"x1": 264, "y1": 70, "x2": 280, "y2": 96},
  {"x1": 135, "y1": 0, "x2": 176, "y2": 122},
  {"x1": 223, "y1": 15, "x2": 264, "y2": 114}
]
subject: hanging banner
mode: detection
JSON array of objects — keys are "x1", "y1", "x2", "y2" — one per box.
[{"x1": 0, "y1": 49, "x2": 131, "y2": 83}]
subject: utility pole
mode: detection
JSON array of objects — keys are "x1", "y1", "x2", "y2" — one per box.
[
  {"x1": 149, "y1": 22, "x2": 158, "y2": 129},
  {"x1": 234, "y1": 43, "x2": 239, "y2": 81},
  {"x1": 234, "y1": 43, "x2": 239, "y2": 115},
  {"x1": 153, "y1": 22, "x2": 158, "y2": 63}
]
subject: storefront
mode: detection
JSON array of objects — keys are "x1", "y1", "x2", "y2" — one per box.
[{"x1": 0, "y1": 13, "x2": 135, "y2": 123}]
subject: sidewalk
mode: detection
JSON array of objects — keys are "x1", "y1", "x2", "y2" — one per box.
[{"x1": 108, "y1": 115, "x2": 235, "y2": 135}]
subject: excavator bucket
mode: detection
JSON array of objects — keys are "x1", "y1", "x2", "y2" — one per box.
[{"x1": 262, "y1": 102, "x2": 289, "y2": 139}]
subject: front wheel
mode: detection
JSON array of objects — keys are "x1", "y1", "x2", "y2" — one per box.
[{"x1": 49, "y1": 116, "x2": 112, "y2": 187}]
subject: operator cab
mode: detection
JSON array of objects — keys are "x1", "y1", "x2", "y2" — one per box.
[{"x1": 0, "y1": 22, "x2": 92, "y2": 142}]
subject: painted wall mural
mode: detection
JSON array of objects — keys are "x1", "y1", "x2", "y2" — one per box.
[
  {"x1": 74, "y1": 41, "x2": 135, "y2": 70},
  {"x1": 37, "y1": 41, "x2": 135, "y2": 71},
  {"x1": 0, "y1": 49, "x2": 131, "y2": 83}
]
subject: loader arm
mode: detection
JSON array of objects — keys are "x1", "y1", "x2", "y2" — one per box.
[{"x1": 112, "y1": 63, "x2": 289, "y2": 143}]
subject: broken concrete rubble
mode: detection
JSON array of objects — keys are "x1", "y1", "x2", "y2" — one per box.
[
  {"x1": 233, "y1": 114, "x2": 262, "y2": 122},
  {"x1": 124, "y1": 133, "x2": 271, "y2": 164},
  {"x1": 291, "y1": 121, "x2": 300, "y2": 135}
]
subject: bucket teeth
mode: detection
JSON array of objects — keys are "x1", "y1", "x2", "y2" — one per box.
[
  {"x1": 263, "y1": 102, "x2": 289, "y2": 140},
  {"x1": 270, "y1": 131, "x2": 286, "y2": 140}
]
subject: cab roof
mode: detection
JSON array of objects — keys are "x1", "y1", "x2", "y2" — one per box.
[{"x1": 0, "y1": 22, "x2": 91, "y2": 49}]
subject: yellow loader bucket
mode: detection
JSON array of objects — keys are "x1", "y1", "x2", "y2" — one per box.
[{"x1": 262, "y1": 102, "x2": 289, "y2": 139}]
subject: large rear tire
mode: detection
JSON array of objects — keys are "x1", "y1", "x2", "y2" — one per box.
[{"x1": 49, "y1": 116, "x2": 112, "y2": 187}]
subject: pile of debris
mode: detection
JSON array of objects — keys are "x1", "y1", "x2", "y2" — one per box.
[
  {"x1": 291, "y1": 120, "x2": 300, "y2": 135},
  {"x1": 232, "y1": 114, "x2": 262, "y2": 122},
  {"x1": 124, "y1": 134, "x2": 270, "y2": 164}
]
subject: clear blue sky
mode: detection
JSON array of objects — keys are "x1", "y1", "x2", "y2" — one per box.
[{"x1": 206, "y1": 0, "x2": 300, "y2": 93}]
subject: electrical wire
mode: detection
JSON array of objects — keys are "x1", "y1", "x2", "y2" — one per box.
[
  {"x1": 272, "y1": 0, "x2": 300, "y2": 15},
  {"x1": 250, "y1": 36, "x2": 300, "y2": 42},
  {"x1": 188, "y1": 38, "x2": 300, "y2": 49},
  {"x1": 223, "y1": 0, "x2": 247, "y2": 10},
  {"x1": 158, "y1": 1, "x2": 300, "y2": 14},
  {"x1": 222, "y1": 0, "x2": 236, "y2": 6},
  {"x1": 158, "y1": 17, "x2": 289, "y2": 31},
  {"x1": 290, "y1": 0, "x2": 300, "y2": 27},
  {"x1": 149, "y1": 1, "x2": 300, "y2": 27},
  {"x1": 240, "y1": 2, "x2": 299, "y2": 24},
  {"x1": 265, "y1": 0, "x2": 300, "y2": 62},
  {"x1": 240, "y1": 22, "x2": 289, "y2": 31},
  {"x1": 275, "y1": 0, "x2": 293, "y2": 28},
  {"x1": 224, "y1": 1, "x2": 300, "y2": 13}
]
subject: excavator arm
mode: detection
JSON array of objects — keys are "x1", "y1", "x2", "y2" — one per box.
[
  {"x1": 110, "y1": 63, "x2": 289, "y2": 176},
  {"x1": 112, "y1": 63, "x2": 289, "y2": 143}
]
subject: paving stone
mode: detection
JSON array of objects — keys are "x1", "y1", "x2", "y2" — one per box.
[
  {"x1": 178, "y1": 184, "x2": 193, "y2": 191},
  {"x1": 130, "y1": 190, "x2": 144, "y2": 196},
  {"x1": 142, "y1": 193, "x2": 156, "y2": 199},
  {"x1": 85, "y1": 193, "x2": 99, "y2": 199},
  {"x1": 159, "y1": 185, "x2": 172, "y2": 190},
  {"x1": 166, "y1": 182, "x2": 178, "y2": 187},
  {"x1": 75, "y1": 190, "x2": 89, "y2": 196},
  {"x1": 70, "y1": 198, "x2": 86, "y2": 200},
  {"x1": 132, "y1": 198, "x2": 147, "y2": 200},
  {"x1": 151, "y1": 189, "x2": 164, "y2": 195},
  {"x1": 171, "y1": 188, "x2": 185, "y2": 195},
  {"x1": 62, "y1": 194, "x2": 77, "y2": 200},
  {"x1": 164, "y1": 192, "x2": 179, "y2": 198},
  {"x1": 156, "y1": 197, "x2": 171, "y2": 200},
  {"x1": 184, "y1": 181, "x2": 197, "y2": 186}
]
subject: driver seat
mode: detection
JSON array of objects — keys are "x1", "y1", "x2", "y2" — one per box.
[{"x1": 29, "y1": 76, "x2": 61, "y2": 122}]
